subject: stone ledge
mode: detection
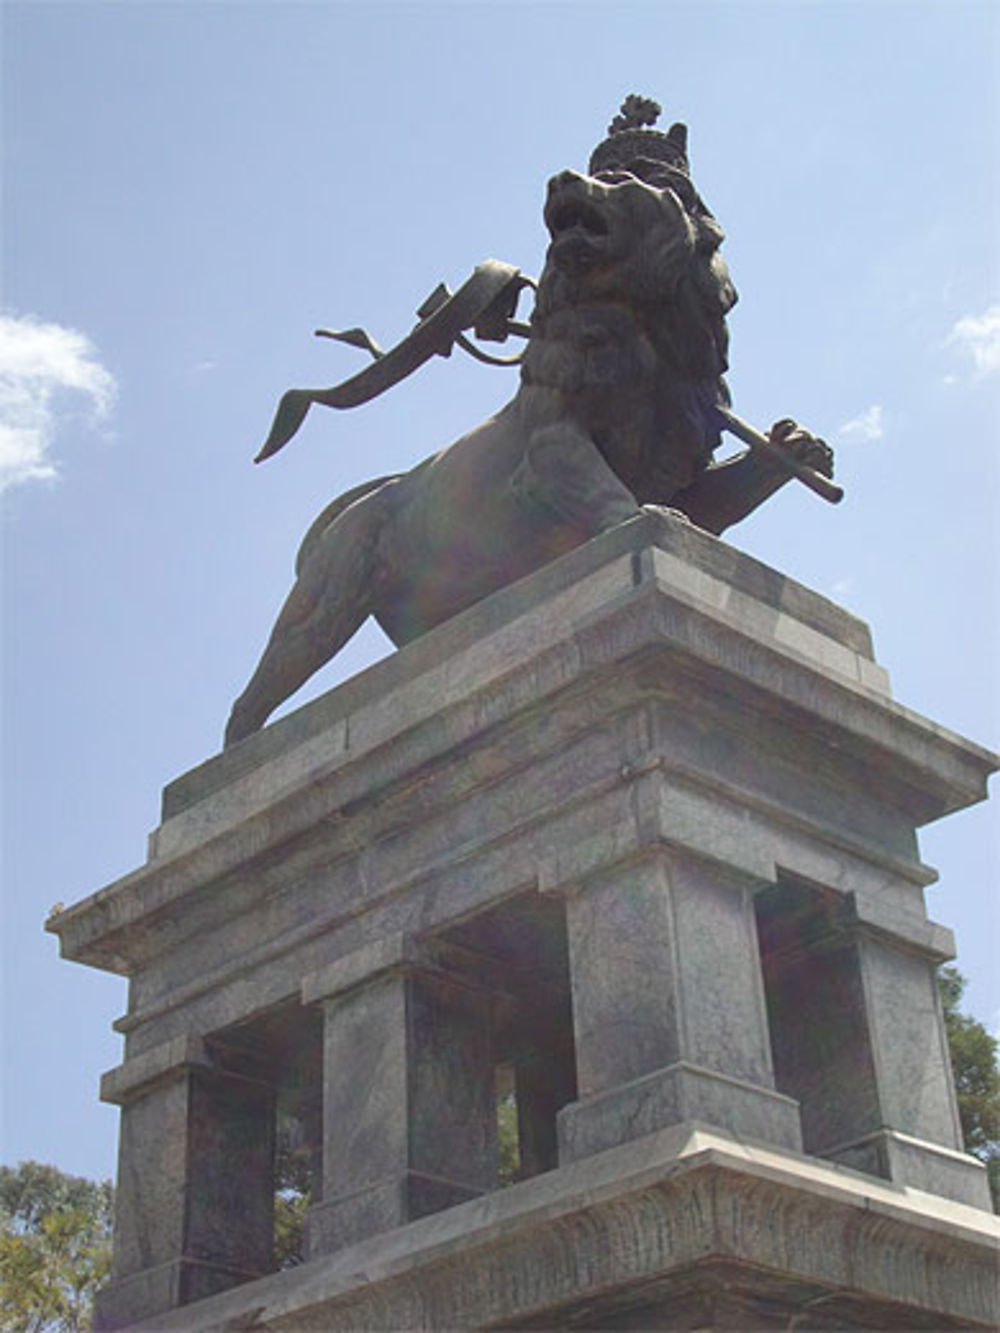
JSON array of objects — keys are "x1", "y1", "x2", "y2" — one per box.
[
  {"x1": 648, "y1": 546, "x2": 891, "y2": 693},
  {"x1": 300, "y1": 933, "x2": 426, "y2": 1006},
  {"x1": 161, "y1": 513, "x2": 878, "y2": 822},
  {"x1": 147, "y1": 518, "x2": 903, "y2": 863},
  {"x1": 100, "y1": 1035, "x2": 210, "y2": 1105},
  {"x1": 844, "y1": 889, "x2": 956, "y2": 961},
  {"x1": 305, "y1": 1171, "x2": 486, "y2": 1260},
  {"x1": 115, "y1": 1123, "x2": 1000, "y2": 1332},
  {"x1": 825, "y1": 1127, "x2": 993, "y2": 1211},
  {"x1": 557, "y1": 1061, "x2": 803, "y2": 1161},
  {"x1": 107, "y1": 760, "x2": 945, "y2": 1047},
  {"x1": 95, "y1": 1257, "x2": 266, "y2": 1332},
  {"x1": 48, "y1": 521, "x2": 996, "y2": 977}
]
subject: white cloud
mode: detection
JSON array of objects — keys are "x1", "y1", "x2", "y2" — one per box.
[
  {"x1": 948, "y1": 305, "x2": 1000, "y2": 377},
  {"x1": 838, "y1": 404, "x2": 884, "y2": 443},
  {"x1": 0, "y1": 312, "x2": 117, "y2": 493}
]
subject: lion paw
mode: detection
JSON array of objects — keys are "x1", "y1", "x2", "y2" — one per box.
[
  {"x1": 768, "y1": 419, "x2": 834, "y2": 478},
  {"x1": 642, "y1": 504, "x2": 691, "y2": 524}
]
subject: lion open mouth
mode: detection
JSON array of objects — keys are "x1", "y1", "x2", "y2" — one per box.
[
  {"x1": 545, "y1": 187, "x2": 611, "y2": 273},
  {"x1": 545, "y1": 198, "x2": 610, "y2": 241}
]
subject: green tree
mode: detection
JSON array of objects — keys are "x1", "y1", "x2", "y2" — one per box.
[
  {"x1": 938, "y1": 966, "x2": 1000, "y2": 1210},
  {"x1": 497, "y1": 1089, "x2": 520, "y2": 1186},
  {"x1": 0, "y1": 1162, "x2": 113, "y2": 1332},
  {"x1": 272, "y1": 1112, "x2": 312, "y2": 1269}
]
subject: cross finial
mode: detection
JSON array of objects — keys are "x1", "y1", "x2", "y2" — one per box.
[{"x1": 608, "y1": 95, "x2": 661, "y2": 136}]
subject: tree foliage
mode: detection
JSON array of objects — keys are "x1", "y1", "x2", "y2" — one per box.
[
  {"x1": 271, "y1": 1105, "x2": 313, "y2": 1269},
  {"x1": 0, "y1": 1162, "x2": 113, "y2": 1333},
  {"x1": 497, "y1": 1089, "x2": 520, "y2": 1186},
  {"x1": 938, "y1": 966, "x2": 1000, "y2": 1210}
]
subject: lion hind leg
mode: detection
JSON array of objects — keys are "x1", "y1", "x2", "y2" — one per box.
[{"x1": 224, "y1": 495, "x2": 386, "y2": 747}]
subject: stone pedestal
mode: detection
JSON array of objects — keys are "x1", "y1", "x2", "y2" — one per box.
[{"x1": 50, "y1": 512, "x2": 998, "y2": 1331}]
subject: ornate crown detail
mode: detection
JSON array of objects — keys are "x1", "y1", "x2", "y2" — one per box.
[
  {"x1": 608, "y1": 94, "x2": 662, "y2": 135},
  {"x1": 589, "y1": 94, "x2": 690, "y2": 177}
]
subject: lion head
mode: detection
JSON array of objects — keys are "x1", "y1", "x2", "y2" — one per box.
[
  {"x1": 523, "y1": 150, "x2": 738, "y2": 500},
  {"x1": 537, "y1": 158, "x2": 736, "y2": 369}
]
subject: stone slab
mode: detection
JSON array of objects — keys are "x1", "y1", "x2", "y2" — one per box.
[
  {"x1": 826, "y1": 1128, "x2": 993, "y2": 1212},
  {"x1": 48, "y1": 515, "x2": 996, "y2": 981},
  {"x1": 100, "y1": 1035, "x2": 209, "y2": 1104},
  {"x1": 305, "y1": 1172, "x2": 483, "y2": 1259},
  {"x1": 647, "y1": 545, "x2": 890, "y2": 691},
  {"x1": 95, "y1": 1258, "x2": 265, "y2": 1332},
  {"x1": 112, "y1": 1123, "x2": 1000, "y2": 1332},
  {"x1": 557, "y1": 1061, "x2": 803, "y2": 1161},
  {"x1": 160, "y1": 513, "x2": 880, "y2": 821},
  {"x1": 300, "y1": 933, "x2": 424, "y2": 1005}
]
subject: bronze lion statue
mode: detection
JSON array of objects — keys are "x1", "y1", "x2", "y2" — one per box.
[{"x1": 225, "y1": 100, "x2": 832, "y2": 746}]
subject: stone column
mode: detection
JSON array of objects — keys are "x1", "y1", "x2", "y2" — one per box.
[
  {"x1": 759, "y1": 882, "x2": 992, "y2": 1208},
  {"x1": 553, "y1": 843, "x2": 802, "y2": 1162},
  {"x1": 513, "y1": 1041, "x2": 577, "y2": 1178},
  {"x1": 94, "y1": 1037, "x2": 275, "y2": 1330},
  {"x1": 301, "y1": 935, "x2": 497, "y2": 1255}
]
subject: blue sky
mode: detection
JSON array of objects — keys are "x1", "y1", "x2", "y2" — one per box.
[{"x1": 3, "y1": 1, "x2": 998, "y2": 1183}]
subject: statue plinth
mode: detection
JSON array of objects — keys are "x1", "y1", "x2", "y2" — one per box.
[{"x1": 50, "y1": 513, "x2": 998, "y2": 1330}]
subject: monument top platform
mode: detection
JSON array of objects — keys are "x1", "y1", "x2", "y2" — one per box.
[
  {"x1": 170, "y1": 511, "x2": 877, "y2": 817},
  {"x1": 50, "y1": 512, "x2": 995, "y2": 980}
]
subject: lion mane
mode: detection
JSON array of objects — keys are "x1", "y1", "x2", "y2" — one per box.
[{"x1": 518, "y1": 164, "x2": 738, "y2": 505}]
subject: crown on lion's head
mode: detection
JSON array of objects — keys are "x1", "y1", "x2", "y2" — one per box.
[{"x1": 588, "y1": 95, "x2": 690, "y2": 178}]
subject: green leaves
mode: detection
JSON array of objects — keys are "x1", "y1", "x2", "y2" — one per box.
[
  {"x1": 0, "y1": 1163, "x2": 112, "y2": 1333},
  {"x1": 939, "y1": 966, "x2": 1000, "y2": 1210}
]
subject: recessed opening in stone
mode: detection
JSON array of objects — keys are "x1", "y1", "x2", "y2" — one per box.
[
  {"x1": 496, "y1": 1061, "x2": 521, "y2": 1185},
  {"x1": 206, "y1": 1000, "x2": 323, "y2": 1272},
  {"x1": 439, "y1": 890, "x2": 578, "y2": 1184},
  {"x1": 754, "y1": 878, "x2": 880, "y2": 1160}
]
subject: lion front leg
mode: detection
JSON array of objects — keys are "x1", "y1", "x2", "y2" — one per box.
[
  {"x1": 511, "y1": 422, "x2": 640, "y2": 535},
  {"x1": 675, "y1": 419, "x2": 834, "y2": 536}
]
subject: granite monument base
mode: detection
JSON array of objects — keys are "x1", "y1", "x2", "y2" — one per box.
[
  {"x1": 90, "y1": 1123, "x2": 1000, "y2": 1331},
  {"x1": 49, "y1": 512, "x2": 997, "y2": 1330}
]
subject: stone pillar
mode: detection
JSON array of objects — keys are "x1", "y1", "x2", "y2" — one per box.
[
  {"x1": 94, "y1": 1037, "x2": 275, "y2": 1330},
  {"x1": 513, "y1": 1041, "x2": 577, "y2": 1178},
  {"x1": 553, "y1": 843, "x2": 802, "y2": 1162},
  {"x1": 758, "y1": 881, "x2": 992, "y2": 1208},
  {"x1": 301, "y1": 935, "x2": 497, "y2": 1255}
]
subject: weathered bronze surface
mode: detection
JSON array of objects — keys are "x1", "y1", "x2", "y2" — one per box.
[{"x1": 225, "y1": 98, "x2": 836, "y2": 746}]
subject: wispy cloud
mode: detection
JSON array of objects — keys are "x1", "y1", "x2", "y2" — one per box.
[
  {"x1": 838, "y1": 404, "x2": 884, "y2": 443},
  {"x1": 948, "y1": 305, "x2": 1000, "y2": 377},
  {"x1": 0, "y1": 312, "x2": 117, "y2": 493}
]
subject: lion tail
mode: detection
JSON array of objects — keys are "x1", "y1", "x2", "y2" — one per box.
[{"x1": 295, "y1": 474, "x2": 402, "y2": 576}]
